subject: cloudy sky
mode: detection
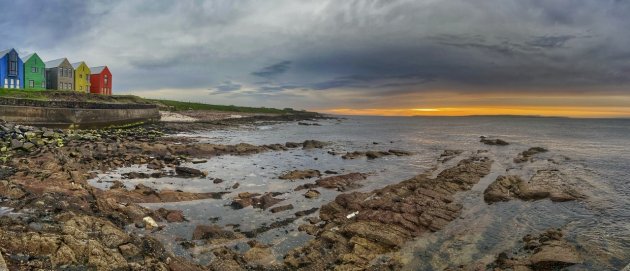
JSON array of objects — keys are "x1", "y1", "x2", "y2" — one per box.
[{"x1": 1, "y1": 0, "x2": 629, "y2": 117}]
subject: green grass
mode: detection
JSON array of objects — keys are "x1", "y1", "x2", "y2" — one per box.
[
  {"x1": 0, "y1": 88, "x2": 152, "y2": 104},
  {"x1": 147, "y1": 99, "x2": 301, "y2": 114},
  {"x1": 0, "y1": 88, "x2": 310, "y2": 114},
  {"x1": 0, "y1": 88, "x2": 50, "y2": 100}
]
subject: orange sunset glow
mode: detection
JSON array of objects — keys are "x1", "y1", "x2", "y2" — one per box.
[{"x1": 323, "y1": 106, "x2": 630, "y2": 118}]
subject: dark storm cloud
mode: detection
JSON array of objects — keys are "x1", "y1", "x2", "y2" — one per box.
[
  {"x1": 0, "y1": 0, "x2": 109, "y2": 49},
  {"x1": 310, "y1": 74, "x2": 435, "y2": 90},
  {"x1": 1, "y1": 0, "x2": 630, "y2": 110},
  {"x1": 251, "y1": 61, "x2": 292, "y2": 78},
  {"x1": 527, "y1": 35, "x2": 576, "y2": 49}
]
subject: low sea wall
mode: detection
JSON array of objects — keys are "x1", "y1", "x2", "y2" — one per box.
[{"x1": 0, "y1": 98, "x2": 160, "y2": 128}]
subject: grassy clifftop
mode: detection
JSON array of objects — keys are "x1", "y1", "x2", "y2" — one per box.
[
  {"x1": 0, "y1": 88, "x2": 306, "y2": 114},
  {"x1": 148, "y1": 99, "x2": 296, "y2": 114}
]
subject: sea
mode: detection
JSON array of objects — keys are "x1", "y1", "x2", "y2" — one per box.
[{"x1": 90, "y1": 116, "x2": 630, "y2": 270}]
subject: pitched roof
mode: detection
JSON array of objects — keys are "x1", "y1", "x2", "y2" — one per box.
[
  {"x1": 45, "y1": 58, "x2": 68, "y2": 68},
  {"x1": 71, "y1": 62, "x2": 86, "y2": 69},
  {"x1": 90, "y1": 66, "x2": 107, "y2": 74},
  {"x1": 0, "y1": 48, "x2": 15, "y2": 57},
  {"x1": 21, "y1": 53, "x2": 37, "y2": 62}
]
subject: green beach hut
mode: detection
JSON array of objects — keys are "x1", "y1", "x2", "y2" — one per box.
[{"x1": 21, "y1": 53, "x2": 46, "y2": 90}]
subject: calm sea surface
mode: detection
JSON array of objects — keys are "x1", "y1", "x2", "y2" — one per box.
[{"x1": 92, "y1": 116, "x2": 630, "y2": 270}]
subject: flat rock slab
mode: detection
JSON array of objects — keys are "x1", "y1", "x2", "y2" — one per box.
[{"x1": 279, "y1": 169, "x2": 321, "y2": 180}]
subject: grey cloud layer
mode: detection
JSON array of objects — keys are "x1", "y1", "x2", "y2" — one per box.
[{"x1": 1, "y1": 0, "x2": 629, "y2": 109}]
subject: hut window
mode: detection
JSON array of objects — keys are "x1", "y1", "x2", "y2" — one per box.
[{"x1": 8, "y1": 52, "x2": 17, "y2": 76}]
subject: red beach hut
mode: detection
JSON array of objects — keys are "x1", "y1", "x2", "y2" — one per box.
[{"x1": 89, "y1": 66, "x2": 112, "y2": 95}]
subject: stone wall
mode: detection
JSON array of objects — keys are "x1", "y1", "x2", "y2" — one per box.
[
  {"x1": 0, "y1": 98, "x2": 160, "y2": 127},
  {"x1": 0, "y1": 97, "x2": 156, "y2": 109}
]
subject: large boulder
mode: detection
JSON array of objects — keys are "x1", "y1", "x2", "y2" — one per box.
[{"x1": 175, "y1": 166, "x2": 207, "y2": 178}]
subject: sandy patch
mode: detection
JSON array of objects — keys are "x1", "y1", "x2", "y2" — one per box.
[{"x1": 159, "y1": 111, "x2": 200, "y2": 122}]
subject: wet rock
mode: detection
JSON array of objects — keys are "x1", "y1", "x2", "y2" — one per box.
[
  {"x1": 165, "y1": 211, "x2": 186, "y2": 223},
  {"x1": 284, "y1": 155, "x2": 493, "y2": 269},
  {"x1": 232, "y1": 182, "x2": 240, "y2": 189},
  {"x1": 180, "y1": 241, "x2": 196, "y2": 249},
  {"x1": 294, "y1": 207, "x2": 319, "y2": 217},
  {"x1": 285, "y1": 142, "x2": 301, "y2": 148},
  {"x1": 473, "y1": 229, "x2": 581, "y2": 271},
  {"x1": 134, "y1": 184, "x2": 157, "y2": 196},
  {"x1": 241, "y1": 216, "x2": 299, "y2": 238},
  {"x1": 298, "y1": 224, "x2": 320, "y2": 235},
  {"x1": 484, "y1": 172, "x2": 582, "y2": 204},
  {"x1": 306, "y1": 217, "x2": 321, "y2": 224},
  {"x1": 243, "y1": 241, "x2": 278, "y2": 268},
  {"x1": 175, "y1": 166, "x2": 206, "y2": 177},
  {"x1": 341, "y1": 151, "x2": 366, "y2": 159},
  {"x1": 341, "y1": 149, "x2": 409, "y2": 160},
  {"x1": 104, "y1": 183, "x2": 228, "y2": 203},
  {"x1": 530, "y1": 245, "x2": 581, "y2": 269},
  {"x1": 304, "y1": 189, "x2": 321, "y2": 199},
  {"x1": 238, "y1": 192, "x2": 261, "y2": 198},
  {"x1": 192, "y1": 225, "x2": 239, "y2": 240},
  {"x1": 123, "y1": 172, "x2": 151, "y2": 179},
  {"x1": 110, "y1": 180, "x2": 125, "y2": 190},
  {"x1": 150, "y1": 172, "x2": 164, "y2": 178},
  {"x1": 270, "y1": 204, "x2": 294, "y2": 213},
  {"x1": 302, "y1": 140, "x2": 327, "y2": 149},
  {"x1": 255, "y1": 193, "x2": 285, "y2": 209},
  {"x1": 388, "y1": 149, "x2": 412, "y2": 156},
  {"x1": 206, "y1": 247, "x2": 248, "y2": 270},
  {"x1": 118, "y1": 243, "x2": 141, "y2": 258},
  {"x1": 232, "y1": 199, "x2": 255, "y2": 212},
  {"x1": 279, "y1": 169, "x2": 321, "y2": 180},
  {"x1": 294, "y1": 183, "x2": 318, "y2": 191},
  {"x1": 365, "y1": 150, "x2": 390, "y2": 159},
  {"x1": 343, "y1": 221, "x2": 409, "y2": 248},
  {"x1": 438, "y1": 150, "x2": 463, "y2": 163},
  {"x1": 231, "y1": 192, "x2": 284, "y2": 210},
  {"x1": 157, "y1": 208, "x2": 186, "y2": 222},
  {"x1": 212, "y1": 178, "x2": 224, "y2": 184},
  {"x1": 480, "y1": 137, "x2": 509, "y2": 146},
  {"x1": 146, "y1": 160, "x2": 164, "y2": 169},
  {"x1": 484, "y1": 175, "x2": 524, "y2": 203},
  {"x1": 191, "y1": 159, "x2": 207, "y2": 164},
  {"x1": 315, "y1": 172, "x2": 368, "y2": 191},
  {"x1": 514, "y1": 147, "x2": 548, "y2": 163},
  {"x1": 0, "y1": 213, "x2": 170, "y2": 270}
]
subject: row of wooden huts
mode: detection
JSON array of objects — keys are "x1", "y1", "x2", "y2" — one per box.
[{"x1": 0, "y1": 48, "x2": 112, "y2": 95}]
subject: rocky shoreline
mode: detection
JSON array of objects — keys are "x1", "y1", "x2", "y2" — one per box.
[{"x1": 0, "y1": 115, "x2": 600, "y2": 270}]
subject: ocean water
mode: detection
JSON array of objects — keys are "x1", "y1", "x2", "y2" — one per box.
[{"x1": 90, "y1": 116, "x2": 630, "y2": 270}]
